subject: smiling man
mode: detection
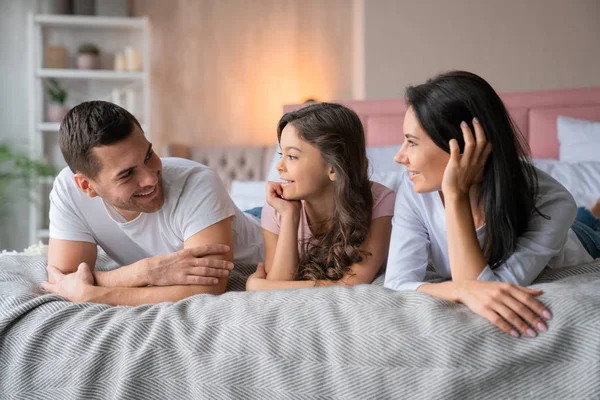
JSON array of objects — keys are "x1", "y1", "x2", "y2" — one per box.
[{"x1": 41, "y1": 101, "x2": 264, "y2": 305}]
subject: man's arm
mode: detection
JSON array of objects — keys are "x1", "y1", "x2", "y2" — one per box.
[
  {"x1": 48, "y1": 237, "x2": 233, "y2": 288},
  {"x1": 43, "y1": 218, "x2": 235, "y2": 305},
  {"x1": 48, "y1": 238, "x2": 142, "y2": 287}
]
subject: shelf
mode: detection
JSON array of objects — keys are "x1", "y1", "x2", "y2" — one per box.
[
  {"x1": 38, "y1": 69, "x2": 145, "y2": 80},
  {"x1": 35, "y1": 14, "x2": 146, "y2": 29}
]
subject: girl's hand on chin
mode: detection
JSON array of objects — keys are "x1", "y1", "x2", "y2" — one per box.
[
  {"x1": 442, "y1": 118, "x2": 492, "y2": 198},
  {"x1": 266, "y1": 181, "x2": 301, "y2": 216}
]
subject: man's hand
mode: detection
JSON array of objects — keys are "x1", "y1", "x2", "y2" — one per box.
[
  {"x1": 41, "y1": 263, "x2": 96, "y2": 302},
  {"x1": 136, "y1": 244, "x2": 234, "y2": 286}
]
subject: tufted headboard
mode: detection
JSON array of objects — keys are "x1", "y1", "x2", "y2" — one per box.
[
  {"x1": 166, "y1": 87, "x2": 600, "y2": 189},
  {"x1": 165, "y1": 143, "x2": 276, "y2": 190}
]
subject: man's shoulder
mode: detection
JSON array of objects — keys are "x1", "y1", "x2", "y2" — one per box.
[
  {"x1": 161, "y1": 157, "x2": 228, "y2": 207},
  {"x1": 161, "y1": 157, "x2": 216, "y2": 180},
  {"x1": 53, "y1": 166, "x2": 80, "y2": 197}
]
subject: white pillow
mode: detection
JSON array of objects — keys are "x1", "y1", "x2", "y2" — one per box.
[
  {"x1": 532, "y1": 159, "x2": 600, "y2": 207},
  {"x1": 229, "y1": 180, "x2": 266, "y2": 211},
  {"x1": 557, "y1": 116, "x2": 600, "y2": 162},
  {"x1": 367, "y1": 144, "x2": 402, "y2": 174}
]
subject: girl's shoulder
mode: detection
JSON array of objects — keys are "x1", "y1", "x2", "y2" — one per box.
[{"x1": 369, "y1": 181, "x2": 396, "y2": 218}]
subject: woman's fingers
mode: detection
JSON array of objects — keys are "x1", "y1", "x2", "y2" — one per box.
[
  {"x1": 480, "y1": 308, "x2": 520, "y2": 337},
  {"x1": 512, "y1": 286, "x2": 553, "y2": 320},
  {"x1": 449, "y1": 138, "x2": 461, "y2": 163},
  {"x1": 471, "y1": 118, "x2": 488, "y2": 162},
  {"x1": 502, "y1": 295, "x2": 547, "y2": 335},
  {"x1": 460, "y1": 121, "x2": 476, "y2": 164}
]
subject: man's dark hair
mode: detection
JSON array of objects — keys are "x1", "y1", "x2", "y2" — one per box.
[{"x1": 59, "y1": 100, "x2": 142, "y2": 178}]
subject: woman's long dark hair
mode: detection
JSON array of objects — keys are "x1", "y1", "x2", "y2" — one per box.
[
  {"x1": 277, "y1": 102, "x2": 373, "y2": 281},
  {"x1": 406, "y1": 71, "x2": 544, "y2": 269}
]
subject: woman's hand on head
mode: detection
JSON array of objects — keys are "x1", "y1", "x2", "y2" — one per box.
[
  {"x1": 454, "y1": 280, "x2": 552, "y2": 338},
  {"x1": 442, "y1": 118, "x2": 492, "y2": 198},
  {"x1": 266, "y1": 181, "x2": 302, "y2": 217}
]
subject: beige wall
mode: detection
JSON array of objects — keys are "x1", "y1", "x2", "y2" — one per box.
[
  {"x1": 364, "y1": 0, "x2": 600, "y2": 98},
  {"x1": 132, "y1": 0, "x2": 353, "y2": 152}
]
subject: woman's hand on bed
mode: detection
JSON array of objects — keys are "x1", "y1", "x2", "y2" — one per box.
[
  {"x1": 266, "y1": 181, "x2": 301, "y2": 217},
  {"x1": 41, "y1": 263, "x2": 96, "y2": 302},
  {"x1": 135, "y1": 245, "x2": 234, "y2": 287},
  {"x1": 442, "y1": 118, "x2": 492, "y2": 198},
  {"x1": 455, "y1": 280, "x2": 551, "y2": 338}
]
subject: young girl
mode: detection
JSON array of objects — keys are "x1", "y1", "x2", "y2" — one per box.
[
  {"x1": 384, "y1": 71, "x2": 596, "y2": 338},
  {"x1": 246, "y1": 103, "x2": 395, "y2": 290}
]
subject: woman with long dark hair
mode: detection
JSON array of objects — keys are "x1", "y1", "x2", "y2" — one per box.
[
  {"x1": 384, "y1": 71, "x2": 594, "y2": 337},
  {"x1": 246, "y1": 103, "x2": 395, "y2": 290}
]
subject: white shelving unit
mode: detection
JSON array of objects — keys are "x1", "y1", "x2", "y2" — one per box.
[{"x1": 27, "y1": 13, "x2": 151, "y2": 245}]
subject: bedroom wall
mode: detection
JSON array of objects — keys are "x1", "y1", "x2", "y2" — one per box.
[
  {"x1": 364, "y1": 0, "x2": 600, "y2": 98},
  {"x1": 131, "y1": 0, "x2": 354, "y2": 152},
  {"x1": 0, "y1": 0, "x2": 39, "y2": 251}
]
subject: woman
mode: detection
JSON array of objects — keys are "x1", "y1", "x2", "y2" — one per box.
[{"x1": 384, "y1": 71, "x2": 594, "y2": 337}]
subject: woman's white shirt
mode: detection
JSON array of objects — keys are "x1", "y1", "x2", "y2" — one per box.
[{"x1": 384, "y1": 168, "x2": 593, "y2": 291}]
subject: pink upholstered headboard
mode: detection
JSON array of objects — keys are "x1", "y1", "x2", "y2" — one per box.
[{"x1": 283, "y1": 87, "x2": 600, "y2": 159}]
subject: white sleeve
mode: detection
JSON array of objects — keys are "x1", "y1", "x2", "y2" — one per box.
[
  {"x1": 384, "y1": 174, "x2": 431, "y2": 291},
  {"x1": 477, "y1": 169, "x2": 578, "y2": 286},
  {"x1": 48, "y1": 180, "x2": 95, "y2": 243},
  {"x1": 175, "y1": 168, "x2": 236, "y2": 241}
]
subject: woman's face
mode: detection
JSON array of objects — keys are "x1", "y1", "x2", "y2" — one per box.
[{"x1": 394, "y1": 106, "x2": 450, "y2": 193}]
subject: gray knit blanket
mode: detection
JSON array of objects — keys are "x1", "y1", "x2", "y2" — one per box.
[{"x1": 1, "y1": 252, "x2": 599, "y2": 399}]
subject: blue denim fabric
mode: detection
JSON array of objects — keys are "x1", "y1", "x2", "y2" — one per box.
[
  {"x1": 244, "y1": 207, "x2": 263, "y2": 219},
  {"x1": 571, "y1": 207, "x2": 600, "y2": 259}
]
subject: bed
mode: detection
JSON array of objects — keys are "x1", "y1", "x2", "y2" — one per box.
[{"x1": 2, "y1": 87, "x2": 600, "y2": 399}]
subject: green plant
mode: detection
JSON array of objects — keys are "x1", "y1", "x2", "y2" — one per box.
[
  {"x1": 46, "y1": 78, "x2": 68, "y2": 104},
  {"x1": 77, "y1": 43, "x2": 100, "y2": 55},
  {"x1": 0, "y1": 144, "x2": 55, "y2": 220}
]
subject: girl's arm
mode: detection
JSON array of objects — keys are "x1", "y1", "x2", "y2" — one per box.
[
  {"x1": 261, "y1": 182, "x2": 303, "y2": 280},
  {"x1": 248, "y1": 216, "x2": 393, "y2": 290},
  {"x1": 263, "y1": 215, "x2": 300, "y2": 280}
]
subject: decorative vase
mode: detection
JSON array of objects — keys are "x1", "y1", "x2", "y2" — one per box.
[
  {"x1": 76, "y1": 53, "x2": 100, "y2": 69},
  {"x1": 47, "y1": 103, "x2": 69, "y2": 123}
]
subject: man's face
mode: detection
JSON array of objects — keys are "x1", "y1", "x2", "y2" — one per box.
[{"x1": 82, "y1": 126, "x2": 164, "y2": 220}]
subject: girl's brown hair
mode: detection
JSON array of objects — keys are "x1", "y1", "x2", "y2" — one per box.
[{"x1": 277, "y1": 102, "x2": 373, "y2": 281}]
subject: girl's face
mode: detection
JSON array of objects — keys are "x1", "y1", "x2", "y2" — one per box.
[
  {"x1": 276, "y1": 123, "x2": 335, "y2": 200},
  {"x1": 394, "y1": 106, "x2": 450, "y2": 193}
]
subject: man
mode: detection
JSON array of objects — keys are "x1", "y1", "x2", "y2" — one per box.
[{"x1": 41, "y1": 101, "x2": 264, "y2": 305}]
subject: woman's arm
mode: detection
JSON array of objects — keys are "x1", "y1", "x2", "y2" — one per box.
[
  {"x1": 441, "y1": 119, "x2": 490, "y2": 282},
  {"x1": 444, "y1": 192, "x2": 488, "y2": 281},
  {"x1": 249, "y1": 216, "x2": 393, "y2": 291},
  {"x1": 477, "y1": 170, "x2": 581, "y2": 285},
  {"x1": 417, "y1": 280, "x2": 551, "y2": 338}
]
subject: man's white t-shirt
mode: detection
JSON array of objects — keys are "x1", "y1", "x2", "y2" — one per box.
[{"x1": 49, "y1": 158, "x2": 264, "y2": 266}]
